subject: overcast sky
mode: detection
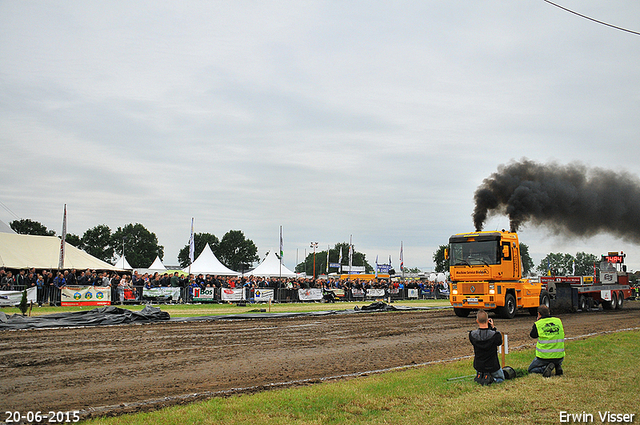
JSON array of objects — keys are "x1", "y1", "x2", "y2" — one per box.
[{"x1": 2, "y1": 1, "x2": 640, "y2": 272}]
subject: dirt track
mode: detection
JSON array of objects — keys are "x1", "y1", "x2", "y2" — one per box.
[{"x1": 2, "y1": 302, "x2": 640, "y2": 420}]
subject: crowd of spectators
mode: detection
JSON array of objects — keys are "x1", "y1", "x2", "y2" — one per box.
[{"x1": 0, "y1": 267, "x2": 451, "y2": 305}]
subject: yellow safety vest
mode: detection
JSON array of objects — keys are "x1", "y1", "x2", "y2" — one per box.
[{"x1": 535, "y1": 317, "x2": 565, "y2": 359}]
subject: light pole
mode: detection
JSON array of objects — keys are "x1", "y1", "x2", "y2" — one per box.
[{"x1": 310, "y1": 242, "x2": 318, "y2": 280}]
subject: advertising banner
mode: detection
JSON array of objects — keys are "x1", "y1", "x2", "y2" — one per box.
[
  {"x1": 366, "y1": 288, "x2": 386, "y2": 298},
  {"x1": 351, "y1": 289, "x2": 364, "y2": 298},
  {"x1": 143, "y1": 287, "x2": 181, "y2": 301},
  {"x1": 254, "y1": 288, "x2": 274, "y2": 302},
  {"x1": 0, "y1": 287, "x2": 37, "y2": 307},
  {"x1": 298, "y1": 288, "x2": 323, "y2": 301},
  {"x1": 221, "y1": 287, "x2": 245, "y2": 302},
  {"x1": 62, "y1": 286, "x2": 111, "y2": 306},
  {"x1": 192, "y1": 287, "x2": 216, "y2": 302},
  {"x1": 407, "y1": 288, "x2": 419, "y2": 298}
]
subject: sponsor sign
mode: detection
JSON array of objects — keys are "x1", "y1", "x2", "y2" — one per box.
[
  {"x1": 0, "y1": 287, "x2": 37, "y2": 307},
  {"x1": 62, "y1": 286, "x2": 111, "y2": 306},
  {"x1": 351, "y1": 288, "x2": 364, "y2": 298},
  {"x1": 407, "y1": 288, "x2": 418, "y2": 299},
  {"x1": 254, "y1": 288, "x2": 274, "y2": 302},
  {"x1": 366, "y1": 288, "x2": 386, "y2": 298},
  {"x1": 298, "y1": 288, "x2": 323, "y2": 301},
  {"x1": 221, "y1": 287, "x2": 245, "y2": 302},
  {"x1": 192, "y1": 287, "x2": 216, "y2": 302},
  {"x1": 329, "y1": 263, "x2": 342, "y2": 269},
  {"x1": 143, "y1": 287, "x2": 181, "y2": 301},
  {"x1": 377, "y1": 264, "x2": 391, "y2": 273}
]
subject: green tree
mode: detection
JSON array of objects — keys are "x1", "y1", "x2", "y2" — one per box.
[
  {"x1": 217, "y1": 230, "x2": 259, "y2": 272},
  {"x1": 111, "y1": 223, "x2": 163, "y2": 269},
  {"x1": 519, "y1": 243, "x2": 534, "y2": 277},
  {"x1": 65, "y1": 233, "x2": 82, "y2": 247},
  {"x1": 433, "y1": 245, "x2": 448, "y2": 273},
  {"x1": 574, "y1": 252, "x2": 599, "y2": 276},
  {"x1": 10, "y1": 219, "x2": 55, "y2": 236},
  {"x1": 82, "y1": 224, "x2": 114, "y2": 263},
  {"x1": 536, "y1": 253, "x2": 575, "y2": 276},
  {"x1": 178, "y1": 233, "x2": 220, "y2": 268},
  {"x1": 296, "y1": 243, "x2": 372, "y2": 276}
]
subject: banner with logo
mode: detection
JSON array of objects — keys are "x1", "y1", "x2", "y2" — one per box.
[
  {"x1": 192, "y1": 287, "x2": 216, "y2": 302},
  {"x1": 298, "y1": 288, "x2": 323, "y2": 301},
  {"x1": 0, "y1": 287, "x2": 37, "y2": 307},
  {"x1": 407, "y1": 288, "x2": 419, "y2": 298},
  {"x1": 366, "y1": 288, "x2": 386, "y2": 298},
  {"x1": 254, "y1": 288, "x2": 274, "y2": 302},
  {"x1": 221, "y1": 287, "x2": 245, "y2": 301},
  {"x1": 143, "y1": 287, "x2": 181, "y2": 301},
  {"x1": 62, "y1": 286, "x2": 111, "y2": 306}
]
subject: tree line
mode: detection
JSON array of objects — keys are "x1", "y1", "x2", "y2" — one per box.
[{"x1": 9, "y1": 219, "x2": 258, "y2": 270}]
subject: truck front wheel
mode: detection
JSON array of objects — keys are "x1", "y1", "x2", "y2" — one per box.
[
  {"x1": 499, "y1": 293, "x2": 516, "y2": 319},
  {"x1": 453, "y1": 307, "x2": 471, "y2": 318}
]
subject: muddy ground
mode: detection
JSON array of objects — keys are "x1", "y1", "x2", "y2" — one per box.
[{"x1": 1, "y1": 302, "x2": 639, "y2": 420}]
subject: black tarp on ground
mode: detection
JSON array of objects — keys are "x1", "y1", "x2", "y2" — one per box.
[
  {"x1": 0, "y1": 303, "x2": 449, "y2": 330},
  {"x1": 0, "y1": 306, "x2": 170, "y2": 330}
]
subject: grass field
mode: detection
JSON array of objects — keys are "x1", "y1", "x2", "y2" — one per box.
[
  {"x1": 80, "y1": 329, "x2": 639, "y2": 425},
  {"x1": 0, "y1": 299, "x2": 451, "y2": 317}
]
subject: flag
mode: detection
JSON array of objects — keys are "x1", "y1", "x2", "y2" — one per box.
[
  {"x1": 348, "y1": 235, "x2": 353, "y2": 273},
  {"x1": 547, "y1": 258, "x2": 551, "y2": 276},
  {"x1": 375, "y1": 255, "x2": 379, "y2": 278},
  {"x1": 400, "y1": 241, "x2": 404, "y2": 271},
  {"x1": 279, "y1": 226, "x2": 284, "y2": 260},
  {"x1": 58, "y1": 204, "x2": 67, "y2": 270},
  {"x1": 188, "y1": 218, "x2": 195, "y2": 265},
  {"x1": 338, "y1": 247, "x2": 343, "y2": 272},
  {"x1": 326, "y1": 245, "x2": 330, "y2": 274},
  {"x1": 572, "y1": 259, "x2": 576, "y2": 276}
]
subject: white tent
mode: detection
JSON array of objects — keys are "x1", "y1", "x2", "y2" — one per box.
[
  {"x1": 147, "y1": 255, "x2": 167, "y2": 271},
  {"x1": 113, "y1": 255, "x2": 132, "y2": 270},
  {"x1": 0, "y1": 233, "x2": 119, "y2": 270},
  {"x1": 0, "y1": 220, "x2": 16, "y2": 234},
  {"x1": 183, "y1": 243, "x2": 239, "y2": 276},
  {"x1": 246, "y1": 250, "x2": 296, "y2": 278}
]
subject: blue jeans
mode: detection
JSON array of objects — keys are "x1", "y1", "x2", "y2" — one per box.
[
  {"x1": 528, "y1": 356, "x2": 563, "y2": 374},
  {"x1": 476, "y1": 368, "x2": 505, "y2": 383}
]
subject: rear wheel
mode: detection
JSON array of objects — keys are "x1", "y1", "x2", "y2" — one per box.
[
  {"x1": 578, "y1": 295, "x2": 587, "y2": 311},
  {"x1": 453, "y1": 307, "x2": 471, "y2": 318},
  {"x1": 603, "y1": 292, "x2": 616, "y2": 310},
  {"x1": 616, "y1": 291, "x2": 624, "y2": 309},
  {"x1": 499, "y1": 293, "x2": 517, "y2": 319}
]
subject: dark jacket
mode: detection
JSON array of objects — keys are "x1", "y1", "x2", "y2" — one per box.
[{"x1": 469, "y1": 326, "x2": 503, "y2": 373}]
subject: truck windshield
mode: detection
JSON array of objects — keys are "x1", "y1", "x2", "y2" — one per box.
[{"x1": 450, "y1": 241, "x2": 499, "y2": 266}]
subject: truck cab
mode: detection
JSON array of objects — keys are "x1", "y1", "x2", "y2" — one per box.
[{"x1": 448, "y1": 230, "x2": 545, "y2": 318}]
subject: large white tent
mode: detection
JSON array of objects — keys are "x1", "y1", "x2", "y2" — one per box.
[
  {"x1": 0, "y1": 233, "x2": 119, "y2": 270},
  {"x1": 183, "y1": 243, "x2": 239, "y2": 276},
  {"x1": 147, "y1": 255, "x2": 167, "y2": 271},
  {"x1": 246, "y1": 250, "x2": 296, "y2": 278},
  {"x1": 113, "y1": 255, "x2": 132, "y2": 270}
]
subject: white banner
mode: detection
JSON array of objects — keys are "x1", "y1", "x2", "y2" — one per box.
[
  {"x1": 254, "y1": 288, "x2": 274, "y2": 302},
  {"x1": 298, "y1": 288, "x2": 323, "y2": 301},
  {"x1": 0, "y1": 287, "x2": 37, "y2": 307},
  {"x1": 62, "y1": 286, "x2": 111, "y2": 306},
  {"x1": 221, "y1": 287, "x2": 245, "y2": 301},
  {"x1": 600, "y1": 272, "x2": 617, "y2": 284},
  {"x1": 192, "y1": 287, "x2": 216, "y2": 302},
  {"x1": 143, "y1": 287, "x2": 181, "y2": 301},
  {"x1": 407, "y1": 288, "x2": 418, "y2": 298},
  {"x1": 366, "y1": 288, "x2": 386, "y2": 298}
]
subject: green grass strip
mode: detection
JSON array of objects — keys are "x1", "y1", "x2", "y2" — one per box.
[{"x1": 82, "y1": 329, "x2": 639, "y2": 425}]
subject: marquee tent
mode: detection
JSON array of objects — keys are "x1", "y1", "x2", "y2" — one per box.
[
  {"x1": 147, "y1": 255, "x2": 167, "y2": 271},
  {"x1": 0, "y1": 220, "x2": 16, "y2": 234},
  {"x1": 113, "y1": 255, "x2": 132, "y2": 270},
  {"x1": 246, "y1": 250, "x2": 296, "y2": 278},
  {"x1": 0, "y1": 233, "x2": 119, "y2": 270},
  {"x1": 183, "y1": 243, "x2": 239, "y2": 276}
]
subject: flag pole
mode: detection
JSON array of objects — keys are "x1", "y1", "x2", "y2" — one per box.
[
  {"x1": 58, "y1": 204, "x2": 67, "y2": 270},
  {"x1": 188, "y1": 218, "x2": 195, "y2": 275}
]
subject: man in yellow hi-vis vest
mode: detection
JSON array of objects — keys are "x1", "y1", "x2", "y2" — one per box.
[{"x1": 528, "y1": 305, "x2": 564, "y2": 377}]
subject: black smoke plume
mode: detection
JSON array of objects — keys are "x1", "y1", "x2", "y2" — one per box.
[{"x1": 473, "y1": 159, "x2": 640, "y2": 242}]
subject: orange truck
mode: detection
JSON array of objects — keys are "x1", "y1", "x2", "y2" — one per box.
[
  {"x1": 447, "y1": 230, "x2": 548, "y2": 319},
  {"x1": 447, "y1": 230, "x2": 631, "y2": 318}
]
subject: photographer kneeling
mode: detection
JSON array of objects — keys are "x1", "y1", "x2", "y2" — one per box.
[{"x1": 469, "y1": 309, "x2": 505, "y2": 384}]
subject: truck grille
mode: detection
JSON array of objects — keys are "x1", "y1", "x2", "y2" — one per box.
[{"x1": 460, "y1": 283, "x2": 485, "y2": 295}]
